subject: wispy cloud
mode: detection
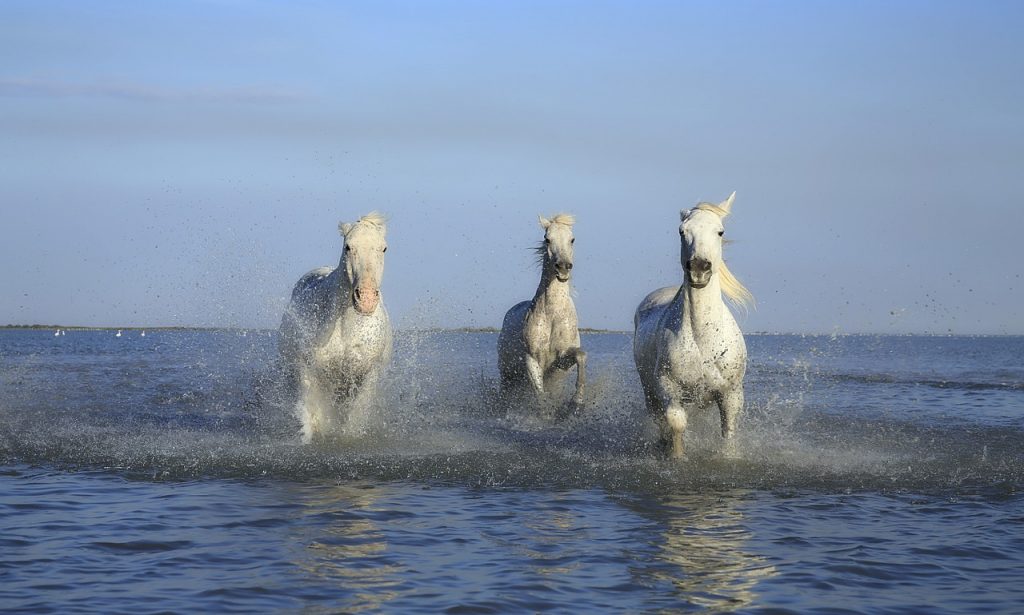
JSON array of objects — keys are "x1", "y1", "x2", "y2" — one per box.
[{"x1": 0, "y1": 78, "x2": 308, "y2": 104}]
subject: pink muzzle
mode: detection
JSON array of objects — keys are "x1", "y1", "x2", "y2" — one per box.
[{"x1": 353, "y1": 286, "x2": 380, "y2": 314}]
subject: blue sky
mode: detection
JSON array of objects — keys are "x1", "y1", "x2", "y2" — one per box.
[{"x1": 2, "y1": 1, "x2": 1022, "y2": 333}]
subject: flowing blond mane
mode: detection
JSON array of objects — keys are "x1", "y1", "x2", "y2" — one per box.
[
  {"x1": 693, "y1": 202, "x2": 730, "y2": 218},
  {"x1": 340, "y1": 211, "x2": 387, "y2": 238},
  {"x1": 547, "y1": 213, "x2": 575, "y2": 226},
  {"x1": 356, "y1": 211, "x2": 387, "y2": 229},
  {"x1": 690, "y1": 203, "x2": 754, "y2": 310}
]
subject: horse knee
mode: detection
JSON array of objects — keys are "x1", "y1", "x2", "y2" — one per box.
[
  {"x1": 718, "y1": 390, "x2": 743, "y2": 437},
  {"x1": 665, "y1": 406, "x2": 687, "y2": 432}
]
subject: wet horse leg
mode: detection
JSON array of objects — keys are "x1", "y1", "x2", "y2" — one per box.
[
  {"x1": 718, "y1": 386, "x2": 744, "y2": 458},
  {"x1": 554, "y1": 348, "x2": 587, "y2": 406},
  {"x1": 659, "y1": 377, "x2": 694, "y2": 459},
  {"x1": 525, "y1": 354, "x2": 545, "y2": 395}
]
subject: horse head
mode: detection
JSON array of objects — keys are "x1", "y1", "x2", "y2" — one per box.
[
  {"x1": 679, "y1": 192, "x2": 734, "y2": 289},
  {"x1": 339, "y1": 212, "x2": 387, "y2": 315},
  {"x1": 538, "y1": 213, "x2": 576, "y2": 283}
]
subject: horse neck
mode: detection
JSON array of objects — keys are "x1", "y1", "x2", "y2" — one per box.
[
  {"x1": 677, "y1": 275, "x2": 726, "y2": 340},
  {"x1": 329, "y1": 255, "x2": 354, "y2": 312},
  {"x1": 532, "y1": 262, "x2": 572, "y2": 313}
]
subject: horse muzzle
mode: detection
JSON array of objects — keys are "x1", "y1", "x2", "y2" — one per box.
[
  {"x1": 555, "y1": 262, "x2": 573, "y2": 282},
  {"x1": 685, "y1": 258, "x2": 712, "y2": 288},
  {"x1": 352, "y1": 286, "x2": 381, "y2": 314}
]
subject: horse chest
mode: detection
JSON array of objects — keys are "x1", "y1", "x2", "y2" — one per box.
[
  {"x1": 660, "y1": 331, "x2": 726, "y2": 390},
  {"x1": 314, "y1": 320, "x2": 384, "y2": 373},
  {"x1": 525, "y1": 313, "x2": 577, "y2": 358}
]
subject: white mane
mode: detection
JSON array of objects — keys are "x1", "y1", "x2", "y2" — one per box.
[
  {"x1": 340, "y1": 211, "x2": 387, "y2": 236},
  {"x1": 546, "y1": 213, "x2": 575, "y2": 227},
  {"x1": 355, "y1": 211, "x2": 387, "y2": 229}
]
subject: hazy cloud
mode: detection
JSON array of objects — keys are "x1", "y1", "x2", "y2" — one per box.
[{"x1": 0, "y1": 77, "x2": 308, "y2": 104}]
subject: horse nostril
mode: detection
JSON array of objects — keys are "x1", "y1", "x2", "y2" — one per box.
[
  {"x1": 566, "y1": 263, "x2": 573, "y2": 270},
  {"x1": 689, "y1": 259, "x2": 711, "y2": 273}
]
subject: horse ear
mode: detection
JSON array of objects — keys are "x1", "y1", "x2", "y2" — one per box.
[
  {"x1": 339, "y1": 222, "x2": 353, "y2": 237},
  {"x1": 680, "y1": 209, "x2": 690, "y2": 222},
  {"x1": 719, "y1": 191, "x2": 736, "y2": 215},
  {"x1": 538, "y1": 215, "x2": 551, "y2": 229}
]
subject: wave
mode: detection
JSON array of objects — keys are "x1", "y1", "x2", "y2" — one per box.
[
  {"x1": 753, "y1": 361, "x2": 1024, "y2": 393},
  {"x1": 821, "y1": 372, "x2": 1024, "y2": 393}
]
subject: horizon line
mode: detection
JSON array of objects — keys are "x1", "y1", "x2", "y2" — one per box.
[{"x1": 3, "y1": 324, "x2": 1021, "y2": 338}]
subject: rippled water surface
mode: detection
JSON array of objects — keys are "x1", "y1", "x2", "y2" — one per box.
[{"x1": 2, "y1": 330, "x2": 1023, "y2": 613}]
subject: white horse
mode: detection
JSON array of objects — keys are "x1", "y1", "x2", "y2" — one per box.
[
  {"x1": 279, "y1": 212, "x2": 392, "y2": 442},
  {"x1": 498, "y1": 214, "x2": 587, "y2": 410},
  {"x1": 633, "y1": 192, "x2": 753, "y2": 458}
]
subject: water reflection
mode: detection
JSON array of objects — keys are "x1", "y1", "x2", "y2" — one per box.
[
  {"x1": 499, "y1": 492, "x2": 584, "y2": 578},
  {"x1": 288, "y1": 483, "x2": 406, "y2": 612},
  {"x1": 627, "y1": 491, "x2": 777, "y2": 610}
]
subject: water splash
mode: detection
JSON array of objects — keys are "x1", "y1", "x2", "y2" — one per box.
[{"x1": 1, "y1": 330, "x2": 1022, "y2": 494}]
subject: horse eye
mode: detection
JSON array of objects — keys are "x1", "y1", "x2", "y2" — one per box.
[
  {"x1": 345, "y1": 245, "x2": 351, "y2": 252},
  {"x1": 570, "y1": 238, "x2": 575, "y2": 244},
  {"x1": 718, "y1": 231, "x2": 724, "y2": 237},
  {"x1": 382, "y1": 246, "x2": 387, "y2": 253},
  {"x1": 544, "y1": 238, "x2": 550, "y2": 244}
]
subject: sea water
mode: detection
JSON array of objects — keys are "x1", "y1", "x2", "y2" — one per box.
[{"x1": 1, "y1": 329, "x2": 1022, "y2": 613}]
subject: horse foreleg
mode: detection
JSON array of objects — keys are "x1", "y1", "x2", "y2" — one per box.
[
  {"x1": 553, "y1": 348, "x2": 587, "y2": 406},
  {"x1": 297, "y1": 369, "x2": 331, "y2": 443},
  {"x1": 572, "y1": 349, "x2": 587, "y2": 406},
  {"x1": 345, "y1": 370, "x2": 379, "y2": 436},
  {"x1": 718, "y1": 387, "x2": 744, "y2": 458},
  {"x1": 664, "y1": 402, "x2": 688, "y2": 459},
  {"x1": 658, "y1": 377, "x2": 691, "y2": 459},
  {"x1": 525, "y1": 355, "x2": 545, "y2": 396}
]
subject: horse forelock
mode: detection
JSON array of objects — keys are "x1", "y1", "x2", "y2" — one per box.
[
  {"x1": 547, "y1": 213, "x2": 575, "y2": 227},
  {"x1": 692, "y1": 203, "x2": 730, "y2": 218},
  {"x1": 355, "y1": 211, "x2": 387, "y2": 231}
]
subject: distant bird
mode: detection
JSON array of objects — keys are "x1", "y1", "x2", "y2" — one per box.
[
  {"x1": 141, "y1": 330, "x2": 146, "y2": 337},
  {"x1": 116, "y1": 330, "x2": 122, "y2": 337},
  {"x1": 54, "y1": 329, "x2": 61, "y2": 336},
  {"x1": 61, "y1": 330, "x2": 65, "y2": 336}
]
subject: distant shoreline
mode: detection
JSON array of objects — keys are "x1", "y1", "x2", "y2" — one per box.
[
  {"x1": 1, "y1": 325, "x2": 235, "y2": 332},
  {"x1": 0, "y1": 324, "x2": 623, "y2": 335},
  {"x1": 1, "y1": 324, "x2": 1020, "y2": 337}
]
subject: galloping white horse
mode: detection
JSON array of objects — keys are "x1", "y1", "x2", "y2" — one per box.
[
  {"x1": 498, "y1": 214, "x2": 587, "y2": 409},
  {"x1": 279, "y1": 212, "x2": 392, "y2": 442},
  {"x1": 633, "y1": 192, "x2": 753, "y2": 458}
]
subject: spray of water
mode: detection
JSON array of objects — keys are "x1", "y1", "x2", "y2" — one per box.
[{"x1": 1, "y1": 330, "x2": 1021, "y2": 494}]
